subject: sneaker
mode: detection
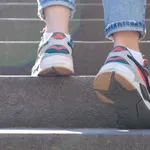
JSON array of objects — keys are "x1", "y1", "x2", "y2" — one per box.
[
  {"x1": 31, "y1": 32, "x2": 74, "y2": 77},
  {"x1": 93, "y1": 46, "x2": 150, "y2": 128}
]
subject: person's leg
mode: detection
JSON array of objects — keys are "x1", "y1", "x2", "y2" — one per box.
[
  {"x1": 104, "y1": 0, "x2": 146, "y2": 64},
  {"x1": 31, "y1": 0, "x2": 75, "y2": 76},
  {"x1": 44, "y1": 6, "x2": 70, "y2": 34},
  {"x1": 94, "y1": 0, "x2": 150, "y2": 128}
]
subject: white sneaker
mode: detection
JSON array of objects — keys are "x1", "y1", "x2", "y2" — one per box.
[{"x1": 31, "y1": 32, "x2": 74, "y2": 77}]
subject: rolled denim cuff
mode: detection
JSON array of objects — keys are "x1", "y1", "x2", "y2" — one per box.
[
  {"x1": 38, "y1": 0, "x2": 76, "y2": 21},
  {"x1": 105, "y1": 20, "x2": 146, "y2": 41}
]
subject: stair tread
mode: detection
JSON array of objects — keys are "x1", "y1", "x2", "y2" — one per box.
[
  {"x1": 0, "y1": 128, "x2": 149, "y2": 150},
  {"x1": 0, "y1": 128, "x2": 150, "y2": 135}
]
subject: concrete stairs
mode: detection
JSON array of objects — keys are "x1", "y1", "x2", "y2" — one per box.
[
  {"x1": 0, "y1": 0, "x2": 150, "y2": 149},
  {"x1": 0, "y1": 129, "x2": 149, "y2": 150}
]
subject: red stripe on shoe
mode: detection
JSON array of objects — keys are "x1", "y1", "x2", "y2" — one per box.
[
  {"x1": 112, "y1": 46, "x2": 127, "y2": 52},
  {"x1": 107, "y1": 56, "x2": 126, "y2": 61},
  {"x1": 137, "y1": 67, "x2": 147, "y2": 87}
]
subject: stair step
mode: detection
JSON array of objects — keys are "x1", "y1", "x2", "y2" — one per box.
[
  {"x1": 0, "y1": 43, "x2": 149, "y2": 75},
  {"x1": 1, "y1": 4, "x2": 150, "y2": 19},
  {"x1": 0, "y1": 128, "x2": 149, "y2": 150},
  {"x1": 0, "y1": 4, "x2": 104, "y2": 19},
  {"x1": 0, "y1": 20, "x2": 105, "y2": 41},
  {"x1": 1, "y1": 20, "x2": 150, "y2": 41},
  {"x1": 0, "y1": 76, "x2": 117, "y2": 128}
]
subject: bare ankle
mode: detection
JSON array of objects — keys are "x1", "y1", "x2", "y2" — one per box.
[
  {"x1": 113, "y1": 31, "x2": 140, "y2": 51},
  {"x1": 44, "y1": 5, "x2": 70, "y2": 33}
]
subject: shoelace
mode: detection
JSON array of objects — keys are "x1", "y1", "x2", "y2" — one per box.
[
  {"x1": 37, "y1": 27, "x2": 48, "y2": 55},
  {"x1": 128, "y1": 55, "x2": 150, "y2": 93},
  {"x1": 40, "y1": 26, "x2": 47, "y2": 33},
  {"x1": 39, "y1": 27, "x2": 45, "y2": 41}
]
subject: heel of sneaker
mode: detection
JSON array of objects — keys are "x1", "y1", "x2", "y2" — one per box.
[
  {"x1": 32, "y1": 55, "x2": 74, "y2": 77},
  {"x1": 98, "y1": 62, "x2": 135, "y2": 82}
]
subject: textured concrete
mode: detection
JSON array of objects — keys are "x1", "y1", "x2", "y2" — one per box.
[
  {"x1": 0, "y1": 129, "x2": 150, "y2": 150},
  {"x1": 0, "y1": 1, "x2": 150, "y2": 149},
  {"x1": 0, "y1": 5, "x2": 104, "y2": 19},
  {"x1": 0, "y1": 20, "x2": 105, "y2": 41},
  {"x1": 1, "y1": 4, "x2": 150, "y2": 19},
  {"x1": 0, "y1": 43, "x2": 149, "y2": 75},
  {"x1": 1, "y1": 20, "x2": 150, "y2": 41},
  {"x1": 0, "y1": 76, "x2": 117, "y2": 128}
]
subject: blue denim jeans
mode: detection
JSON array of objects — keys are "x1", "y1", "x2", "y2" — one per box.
[{"x1": 37, "y1": 0, "x2": 147, "y2": 40}]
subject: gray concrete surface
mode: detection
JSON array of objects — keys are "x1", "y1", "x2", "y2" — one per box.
[
  {"x1": 0, "y1": 1, "x2": 150, "y2": 149},
  {"x1": 1, "y1": 4, "x2": 150, "y2": 19},
  {"x1": 0, "y1": 5, "x2": 104, "y2": 19},
  {"x1": 1, "y1": 20, "x2": 150, "y2": 41},
  {"x1": 0, "y1": 76, "x2": 117, "y2": 128},
  {"x1": 0, "y1": 129, "x2": 149, "y2": 150},
  {"x1": 0, "y1": 20, "x2": 106, "y2": 41}
]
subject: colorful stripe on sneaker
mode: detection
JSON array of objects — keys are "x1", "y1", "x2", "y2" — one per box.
[
  {"x1": 137, "y1": 66, "x2": 148, "y2": 87},
  {"x1": 51, "y1": 32, "x2": 66, "y2": 40},
  {"x1": 112, "y1": 46, "x2": 128, "y2": 52},
  {"x1": 45, "y1": 45, "x2": 70, "y2": 54},
  {"x1": 105, "y1": 56, "x2": 130, "y2": 65}
]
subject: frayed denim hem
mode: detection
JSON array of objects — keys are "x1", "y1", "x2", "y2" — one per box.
[{"x1": 105, "y1": 20, "x2": 146, "y2": 41}]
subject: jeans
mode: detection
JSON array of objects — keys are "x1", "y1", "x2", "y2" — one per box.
[{"x1": 37, "y1": 0, "x2": 147, "y2": 40}]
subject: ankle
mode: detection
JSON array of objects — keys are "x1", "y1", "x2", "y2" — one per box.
[
  {"x1": 113, "y1": 31, "x2": 140, "y2": 51},
  {"x1": 44, "y1": 5, "x2": 70, "y2": 34}
]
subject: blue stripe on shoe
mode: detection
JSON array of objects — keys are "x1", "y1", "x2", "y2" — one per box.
[
  {"x1": 45, "y1": 45, "x2": 70, "y2": 54},
  {"x1": 45, "y1": 49, "x2": 69, "y2": 54},
  {"x1": 105, "y1": 56, "x2": 130, "y2": 65}
]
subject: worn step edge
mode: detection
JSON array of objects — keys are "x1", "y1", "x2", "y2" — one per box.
[{"x1": 0, "y1": 128, "x2": 149, "y2": 135}]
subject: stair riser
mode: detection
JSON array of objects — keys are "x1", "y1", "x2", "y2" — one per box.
[
  {"x1": 1, "y1": 5, "x2": 150, "y2": 19},
  {"x1": 0, "y1": 43, "x2": 149, "y2": 75},
  {"x1": 0, "y1": 77, "x2": 116, "y2": 128},
  {"x1": 0, "y1": 5, "x2": 104, "y2": 19},
  {"x1": 0, "y1": 134, "x2": 149, "y2": 150},
  {"x1": 1, "y1": 20, "x2": 150, "y2": 41}
]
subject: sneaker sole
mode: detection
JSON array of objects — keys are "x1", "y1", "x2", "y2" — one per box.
[
  {"x1": 93, "y1": 71, "x2": 150, "y2": 128},
  {"x1": 38, "y1": 66, "x2": 74, "y2": 77}
]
